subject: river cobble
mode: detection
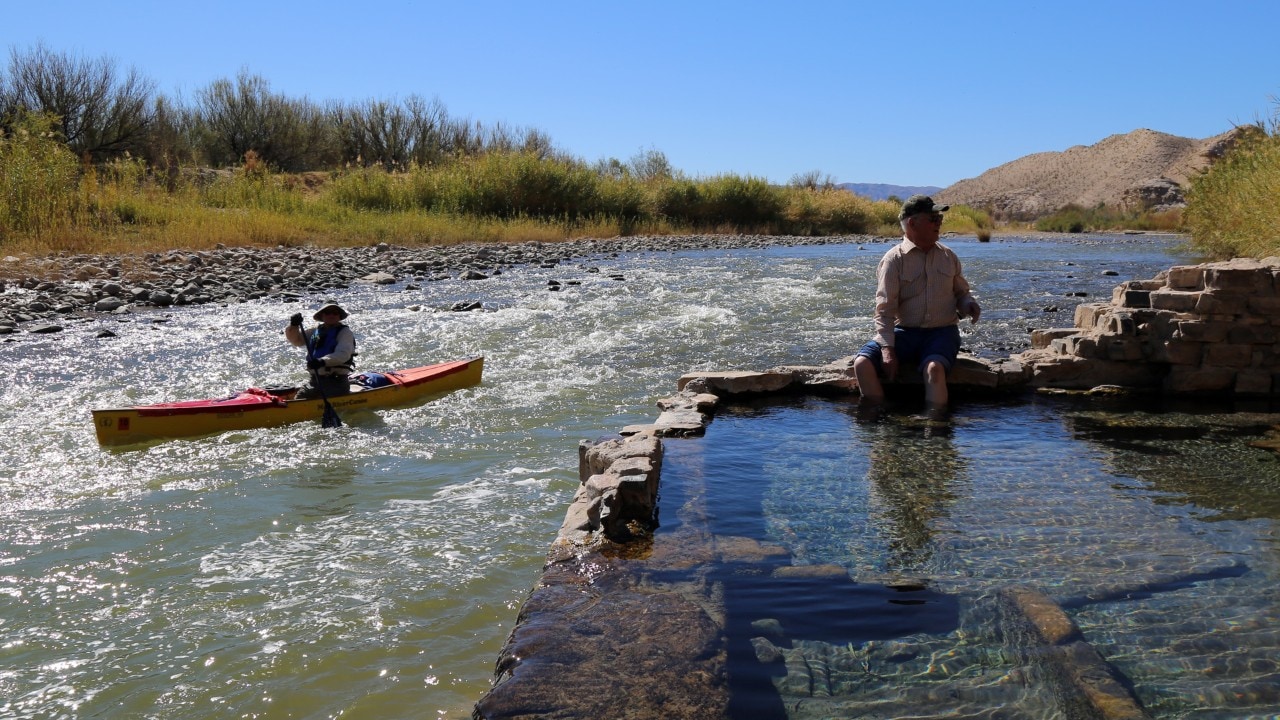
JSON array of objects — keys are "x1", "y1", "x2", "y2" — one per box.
[{"x1": 0, "y1": 235, "x2": 882, "y2": 334}]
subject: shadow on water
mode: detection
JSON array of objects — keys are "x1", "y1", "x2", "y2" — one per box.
[
  {"x1": 663, "y1": 396, "x2": 968, "y2": 719},
  {"x1": 720, "y1": 568, "x2": 960, "y2": 720},
  {"x1": 1058, "y1": 563, "x2": 1250, "y2": 610}
]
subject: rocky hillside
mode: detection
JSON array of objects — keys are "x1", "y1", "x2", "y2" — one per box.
[{"x1": 936, "y1": 127, "x2": 1248, "y2": 220}]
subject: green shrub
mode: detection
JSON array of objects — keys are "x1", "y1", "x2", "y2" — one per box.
[
  {"x1": 199, "y1": 152, "x2": 307, "y2": 213},
  {"x1": 1184, "y1": 124, "x2": 1280, "y2": 258},
  {"x1": 428, "y1": 152, "x2": 602, "y2": 219},
  {"x1": 650, "y1": 177, "x2": 704, "y2": 222},
  {"x1": 0, "y1": 113, "x2": 82, "y2": 238},
  {"x1": 940, "y1": 204, "x2": 994, "y2": 237},
  {"x1": 1035, "y1": 205, "x2": 1091, "y2": 233},
  {"x1": 327, "y1": 167, "x2": 405, "y2": 211},
  {"x1": 1035, "y1": 202, "x2": 1187, "y2": 236},
  {"x1": 596, "y1": 176, "x2": 647, "y2": 221},
  {"x1": 780, "y1": 187, "x2": 881, "y2": 235},
  {"x1": 697, "y1": 174, "x2": 785, "y2": 229}
]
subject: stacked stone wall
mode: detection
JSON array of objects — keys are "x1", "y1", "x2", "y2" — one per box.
[{"x1": 1015, "y1": 258, "x2": 1280, "y2": 395}]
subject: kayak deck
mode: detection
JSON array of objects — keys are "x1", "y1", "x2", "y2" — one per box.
[{"x1": 92, "y1": 356, "x2": 483, "y2": 448}]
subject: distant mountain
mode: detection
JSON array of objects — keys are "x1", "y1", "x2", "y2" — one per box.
[
  {"x1": 936, "y1": 127, "x2": 1249, "y2": 220},
  {"x1": 838, "y1": 183, "x2": 943, "y2": 201}
]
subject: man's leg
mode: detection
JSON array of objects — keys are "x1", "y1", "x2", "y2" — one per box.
[
  {"x1": 918, "y1": 325, "x2": 960, "y2": 412},
  {"x1": 923, "y1": 358, "x2": 948, "y2": 409},
  {"x1": 854, "y1": 354, "x2": 884, "y2": 403}
]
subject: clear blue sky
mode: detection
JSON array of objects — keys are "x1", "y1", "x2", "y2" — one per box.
[{"x1": 4, "y1": 0, "x2": 1277, "y2": 187}]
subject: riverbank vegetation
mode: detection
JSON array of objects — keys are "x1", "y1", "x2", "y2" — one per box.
[
  {"x1": 42, "y1": 41, "x2": 1280, "y2": 259},
  {"x1": 1033, "y1": 205, "x2": 1183, "y2": 235},
  {"x1": 1182, "y1": 120, "x2": 1280, "y2": 258},
  {"x1": 1, "y1": 45, "x2": 937, "y2": 257},
  {"x1": 0, "y1": 116, "x2": 922, "y2": 256}
]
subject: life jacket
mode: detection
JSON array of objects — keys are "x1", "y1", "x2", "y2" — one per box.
[{"x1": 308, "y1": 324, "x2": 357, "y2": 372}]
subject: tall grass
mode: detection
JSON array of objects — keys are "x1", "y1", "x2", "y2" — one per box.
[
  {"x1": 1183, "y1": 124, "x2": 1280, "y2": 258},
  {"x1": 782, "y1": 187, "x2": 893, "y2": 236},
  {"x1": 0, "y1": 115, "x2": 82, "y2": 238},
  {"x1": 2, "y1": 126, "x2": 919, "y2": 257},
  {"x1": 940, "y1": 205, "x2": 995, "y2": 240}
]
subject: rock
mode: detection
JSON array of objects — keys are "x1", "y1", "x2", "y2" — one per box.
[
  {"x1": 676, "y1": 370, "x2": 795, "y2": 395},
  {"x1": 360, "y1": 272, "x2": 397, "y2": 285},
  {"x1": 75, "y1": 264, "x2": 103, "y2": 280},
  {"x1": 94, "y1": 297, "x2": 126, "y2": 312},
  {"x1": 1122, "y1": 176, "x2": 1185, "y2": 211},
  {"x1": 751, "y1": 636, "x2": 784, "y2": 663}
]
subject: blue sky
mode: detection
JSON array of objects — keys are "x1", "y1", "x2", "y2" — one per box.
[{"x1": 4, "y1": 0, "x2": 1277, "y2": 187}]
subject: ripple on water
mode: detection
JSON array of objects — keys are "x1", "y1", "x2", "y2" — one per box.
[{"x1": 660, "y1": 393, "x2": 1280, "y2": 719}]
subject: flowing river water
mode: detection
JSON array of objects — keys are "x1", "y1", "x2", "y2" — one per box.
[{"x1": 3, "y1": 235, "x2": 1277, "y2": 718}]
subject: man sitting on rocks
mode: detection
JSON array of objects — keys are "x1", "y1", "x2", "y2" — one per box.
[
  {"x1": 285, "y1": 303, "x2": 357, "y2": 399},
  {"x1": 852, "y1": 195, "x2": 981, "y2": 414}
]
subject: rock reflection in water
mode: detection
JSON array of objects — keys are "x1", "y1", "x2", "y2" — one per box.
[{"x1": 1063, "y1": 399, "x2": 1280, "y2": 521}]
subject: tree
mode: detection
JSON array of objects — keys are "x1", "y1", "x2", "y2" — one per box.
[
  {"x1": 3, "y1": 42, "x2": 156, "y2": 161},
  {"x1": 192, "y1": 70, "x2": 336, "y2": 171},
  {"x1": 788, "y1": 170, "x2": 835, "y2": 190},
  {"x1": 629, "y1": 148, "x2": 674, "y2": 182}
]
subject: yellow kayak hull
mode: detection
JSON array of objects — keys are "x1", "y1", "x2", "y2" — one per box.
[{"x1": 92, "y1": 356, "x2": 484, "y2": 448}]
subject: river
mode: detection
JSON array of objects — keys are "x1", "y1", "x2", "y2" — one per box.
[{"x1": 4, "y1": 234, "x2": 1254, "y2": 719}]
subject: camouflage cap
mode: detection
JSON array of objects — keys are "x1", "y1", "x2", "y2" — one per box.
[{"x1": 899, "y1": 194, "x2": 950, "y2": 221}]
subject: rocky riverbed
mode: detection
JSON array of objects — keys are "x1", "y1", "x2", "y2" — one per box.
[{"x1": 0, "y1": 234, "x2": 877, "y2": 335}]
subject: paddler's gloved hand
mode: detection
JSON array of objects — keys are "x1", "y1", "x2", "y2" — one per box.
[
  {"x1": 290, "y1": 313, "x2": 303, "y2": 327},
  {"x1": 307, "y1": 358, "x2": 324, "y2": 370}
]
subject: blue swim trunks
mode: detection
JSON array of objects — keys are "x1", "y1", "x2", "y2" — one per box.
[{"x1": 856, "y1": 325, "x2": 962, "y2": 374}]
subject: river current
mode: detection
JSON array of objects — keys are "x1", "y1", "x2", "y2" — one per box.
[{"x1": 5, "y1": 234, "x2": 1273, "y2": 719}]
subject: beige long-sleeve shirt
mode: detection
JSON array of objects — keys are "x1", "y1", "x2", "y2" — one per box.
[{"x1": 872, "y1": 238, "x2": 975, "y2": 347}]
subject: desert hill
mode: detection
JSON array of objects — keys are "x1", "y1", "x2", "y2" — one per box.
[{"x1": 935, "y1": 127, "x2": 1249, "y2": 220}]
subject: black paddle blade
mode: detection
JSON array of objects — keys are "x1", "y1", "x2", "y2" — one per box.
[{"x1": 321, "y1": 402, "x2": 343, "y2": 428}]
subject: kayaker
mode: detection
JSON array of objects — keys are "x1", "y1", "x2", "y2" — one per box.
[{"x1": 285, "y1": 302, "x2": 357, "y2": 399}]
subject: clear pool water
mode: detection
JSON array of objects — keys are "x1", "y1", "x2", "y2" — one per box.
[{"x1": 659, "y1": 393, "x2": 1280, "y2": 719}]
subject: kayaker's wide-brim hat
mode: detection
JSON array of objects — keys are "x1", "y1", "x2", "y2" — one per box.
[{"x1": 313, "y1": 303, "x2": 348, "y2": 320}]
